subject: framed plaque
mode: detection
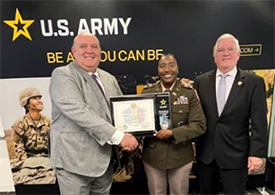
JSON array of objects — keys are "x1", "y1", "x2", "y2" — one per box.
[{"x1": 110, "y1": 92, "x2": 172, "y2": 136}]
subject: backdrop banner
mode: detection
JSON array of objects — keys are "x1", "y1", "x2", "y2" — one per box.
[
  {"x1": 1, "y1": 1, "x2": 274, "y2": 80},
  {"x1": 1, "y1": 0, "x2": 274, "y2": 186}
]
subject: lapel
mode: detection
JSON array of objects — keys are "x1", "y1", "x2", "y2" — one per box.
[
  {"x1": 71, "y1": 63, "x2": 111, "y2": 121},
  {"x1": 207, "y1": 70, "x2": 219, "y2": 117},
  {"x1": 152, "y1": 80, "x2": 182, "y2": 104},
  {"x1": 152, "y1": 81, "x2": 162, "y2": 92},
  {"x1": 170, "y1": 81, "x2": 183, "y2": 103},
  {"x1": 97, "y1": 69, "x2": 110, "y2": 98},
  {"x1": 221, "y1": 69, "x2": 244, "y2": 116},
  {"x1": 96, "y1": 69, "x2": 113, "y2": 121}
]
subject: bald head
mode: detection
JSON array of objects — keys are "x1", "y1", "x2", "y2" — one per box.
[
  {"x1": 71, "y1": 32, "x2": 102, "y2": 72},
  {"x1": 73, "y1": 32, "x2": 101, "y2": 48}
]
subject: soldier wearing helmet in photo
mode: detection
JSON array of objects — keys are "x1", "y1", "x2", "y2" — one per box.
[{"x1": 11, "y1": 87, "x2": 51, "y2": 163}]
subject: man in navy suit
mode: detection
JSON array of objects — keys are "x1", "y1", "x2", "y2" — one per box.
[{"x1": 193, "y1": 33, "x2": 268, "y2": 194}]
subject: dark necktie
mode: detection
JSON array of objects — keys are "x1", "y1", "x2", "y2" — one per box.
[
  {"x1": 91, "y1": 74, "x2": 109, "y2": 106},
  {"x1": 91, "y1": 75, "x2": 118, "y2": 167}
]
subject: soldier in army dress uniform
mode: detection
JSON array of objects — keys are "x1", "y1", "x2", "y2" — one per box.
[
  {"x1": 141, "y1": 53, "x2": 206, "y2": 195},
  {"x1": 11, "y1": 87, "x2": 51, "y2": 163}
]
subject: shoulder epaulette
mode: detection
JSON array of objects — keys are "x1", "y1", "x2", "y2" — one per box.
[
  {"x1": 179, "y1": 78, "x2": 194, "y2": 89},
  {"x1": 180, "y1": 83, "x2": 193, "y2": 89},
  {"x1": 143, "y1": 81, "x2": 160, "y2": 89}
]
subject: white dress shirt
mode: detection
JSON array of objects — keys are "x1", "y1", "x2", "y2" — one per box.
[
  {"x1": 215, "y1": 66, "x2": 237, "y2": 104},
  {"x1": 89, "y1": 70, "x2": 124, "y2": 145}
]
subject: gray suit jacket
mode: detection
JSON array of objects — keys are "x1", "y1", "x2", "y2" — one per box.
[{"x1": 49, "y1": 62, "x2": 123, "y2": 177}]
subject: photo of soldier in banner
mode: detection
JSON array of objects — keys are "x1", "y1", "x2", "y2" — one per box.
[{"x1": 5, "y1": 87, "x2": 55, "y2": 185}]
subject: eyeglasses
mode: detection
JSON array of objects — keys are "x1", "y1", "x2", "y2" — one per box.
[{"x1": 216, "y1": 47, "x2": 238, "y2": 55}]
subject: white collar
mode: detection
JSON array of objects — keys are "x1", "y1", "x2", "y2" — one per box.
[
  {"x1": 89, "y1": 70, "x2": 100, "y2": 78},
  {"x1": 216, "y1": 66, "x2": 237, "y2": 78}
]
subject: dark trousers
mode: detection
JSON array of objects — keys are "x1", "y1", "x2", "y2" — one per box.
[{"x1": 197, "y1": 159, "x2": 248, "y2": 195}]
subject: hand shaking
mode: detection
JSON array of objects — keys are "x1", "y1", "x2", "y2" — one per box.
[{"x1": 119, "y1": 133, "x2": 138, "y2": 152}]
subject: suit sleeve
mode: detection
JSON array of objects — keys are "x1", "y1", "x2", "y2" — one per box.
[
  {"x1": 172, "y1": 89, "x2": 206, "y2": 144},
  {"x1": 193, "y1": 77, "x2": 199, "y2": 92},
  {"x1": 249, "y1": 77, "x2": 268, "y2": 157},
  {"x1": 49, "y1": 68, "x2": 116, "y2": 146}
]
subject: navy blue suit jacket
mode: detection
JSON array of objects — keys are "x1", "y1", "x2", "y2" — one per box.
[{"x1": 194, "y1": 68, "x2": 267, "y2": 169}]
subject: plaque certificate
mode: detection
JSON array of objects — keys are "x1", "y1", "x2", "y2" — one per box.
[
  {"x1": 110, "y1": 93, "x2": 172, "y2": 136},
  {"x1": 112, "y1": 98, "x2": 155, "y2": 132}
]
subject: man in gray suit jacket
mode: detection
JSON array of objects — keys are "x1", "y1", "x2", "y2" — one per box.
[{"x1": 49, "y1": 32, "x2": 138, "y2": 195}]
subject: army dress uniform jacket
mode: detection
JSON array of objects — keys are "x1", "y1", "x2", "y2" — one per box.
[
  {"x1": 141, "y1": 80, "x2": 206, "y2": 169},
  {"x1": 12, "y1": 113, "x2": 51, "y2": 162}
]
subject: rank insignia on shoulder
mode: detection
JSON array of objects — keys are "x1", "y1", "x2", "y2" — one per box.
[
  {"x1": 146, "y1": 81, "x2": 160, "y2": 88},
  {"x1": 180, "y1": 78, "x2": 194, "y2": 89}
]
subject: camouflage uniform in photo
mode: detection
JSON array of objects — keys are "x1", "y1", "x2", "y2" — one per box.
[
  {"x1": 10, "y1": 114, "x2": 55, "y2": 184},
  {"x1": 11, "y1": 113, "x2": 51, "y2": 163}
]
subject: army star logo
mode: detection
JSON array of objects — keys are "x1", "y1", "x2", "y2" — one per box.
[
  {"x1": 4, "y1": 9, "x2": 34, "y2": 41},
  {"x1": 160, "y1": 99, "x2": 166, "y2": 106}
]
